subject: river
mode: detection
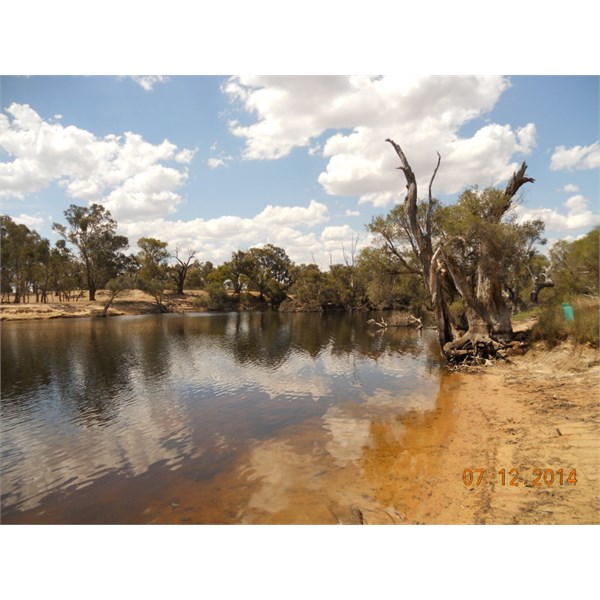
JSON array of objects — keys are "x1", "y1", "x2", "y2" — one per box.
[{"x1": 1, "y1": 312, "x2": 443, "y2": 524}]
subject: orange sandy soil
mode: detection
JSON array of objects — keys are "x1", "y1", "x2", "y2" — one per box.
[
  {"x1": 0, "y1": 289, "x2": 209, "y2": 320},
  {"x1": 135, "y1": 340, "x2": 598, "y2": 525}
]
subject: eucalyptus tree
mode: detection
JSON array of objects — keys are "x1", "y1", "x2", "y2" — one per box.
[
  {"x1": 0, "y1": 215, "x2": 47, "y2": 303},
  {"x1": 246, "y1": 244, "x2": 294, "y2": 307},
  {"x1": 548, "y1": 226, "x2": 599, "y2": 298},
  {"x1": 382, "y1": 139, "x2": 537, "y2": 360},
  {"x1": 136, "y1": 237, "x2": 170, "y2": 312},
  {"x1": 53, "y1": 204, "x2": 128, "y2": 301}
]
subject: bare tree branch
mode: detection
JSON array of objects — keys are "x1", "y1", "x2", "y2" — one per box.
[{"x1": 426, "y1": 151, "x2": 441, "y2": 238}]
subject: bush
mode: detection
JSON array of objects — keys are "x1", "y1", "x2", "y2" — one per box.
[
  {"x1": 531, "y1": 296, "x2": 599, "y2": 347},
  {"x1": 569, "y1": 296, "x2": 599, "y2": 346},
  {"x1": 204, "y1": 282, "x2": 238, "y2": 311}
]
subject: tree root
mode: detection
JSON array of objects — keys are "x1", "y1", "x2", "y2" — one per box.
[{"x1": 443, "y1": 332, "x2": 526, "y2": 368}]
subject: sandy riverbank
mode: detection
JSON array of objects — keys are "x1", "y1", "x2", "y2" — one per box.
[
  {"x1": 383, "y1": 342, "x2": 600, "y2": 524},
  {"x1": 0, "y1": 290, "x2": 207, "y2": 320}
]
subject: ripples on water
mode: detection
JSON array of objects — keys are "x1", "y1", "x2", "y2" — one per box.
[{"x1": 1, "y1": 312, "x2": 442, "y2": 523}]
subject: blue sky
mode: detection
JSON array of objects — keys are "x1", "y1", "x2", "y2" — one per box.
[{"x1": 1, "y1": 75, "x2": 598, "y2": 268}]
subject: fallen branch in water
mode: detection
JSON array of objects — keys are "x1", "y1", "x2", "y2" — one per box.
[{"x1": 367, "y1": 313, "x2": 423, "y2": 329}]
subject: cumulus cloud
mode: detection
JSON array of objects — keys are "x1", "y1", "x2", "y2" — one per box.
[
  {"x1": 562, "y1": 183, "x2": 580, "y2": 193},
  {"x1": 515, "y1": 193, "x2": 600, "y2": 231},
  {"x1": 10, "y1": 213, "x2": 45, "y2": 229},
  {"x1": 130, "y1": 76, "x2": 169, "y2": 91},
  {"x1": 550, "y1": 141, "x2": 600, "y2": 171},
  {"x1": 319, "y1": 224, "x2": 371, "y2": 264},
  {"x1": 224, "y1": 75, "x2": 536, "y2": 207},
  {"x1": 118, "y1": 199, "x2": 331, "y2": 266},
  {"x1": 344, "y1": 209, "x2": 360, "y2": 217},
  {"x1": 0, "y1": 103, "x2": 194, "y2": 220}
]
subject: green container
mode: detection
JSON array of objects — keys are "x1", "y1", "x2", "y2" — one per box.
[{"x1": 562, "y1": 303, "x2": 575, "y2": 322}]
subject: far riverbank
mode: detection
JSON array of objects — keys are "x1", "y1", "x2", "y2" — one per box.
[{"x1": 0, "y1": 290, "x2": 217, "y2": 321}]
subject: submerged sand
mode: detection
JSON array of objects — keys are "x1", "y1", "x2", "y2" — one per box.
[{"x1": 126, "y1": 341, "x2": 597, "y2": 525}]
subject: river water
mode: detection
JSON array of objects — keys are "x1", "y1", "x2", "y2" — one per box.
[{"x1": 1, "y1": 312, "x2": 443, "y2": 524}]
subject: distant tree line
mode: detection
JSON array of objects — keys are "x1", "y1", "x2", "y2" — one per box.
[{"x1": 2, "y1": 202, "x2": 598, "y2": 326}]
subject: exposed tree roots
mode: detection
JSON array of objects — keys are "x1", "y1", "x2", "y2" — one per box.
[{"x1": 444, "y1": 331, "x2": 529, "y2": 369}]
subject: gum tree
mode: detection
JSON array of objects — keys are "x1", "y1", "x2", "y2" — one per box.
[
  {"x1": 384, "y1": 139, "x2": 536, "y2": 361},
  {"x1": 53, "y1": 204, "x2": 128, "y2": 301}
]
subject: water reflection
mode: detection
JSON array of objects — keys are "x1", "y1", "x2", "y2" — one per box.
[{"x1": 1, "y1": 312, "x2": 442, "y2": 522}]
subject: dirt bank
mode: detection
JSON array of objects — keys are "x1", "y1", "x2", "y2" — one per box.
[
  {"x1": 0, "y1": 290, "x2": 206, "y2": 321},
  {"x1": 385, "y1": 342, "x2": 600, "y2": 524}
]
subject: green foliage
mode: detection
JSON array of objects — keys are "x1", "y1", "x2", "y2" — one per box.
[
  {"x1": 136, "y1": 237, "x2": 170, "y2": 311},
  {"x1": 1, "y1": 215, "x2": 44, "y2": 301},
  {"x1": 185, "y1": 260, "x2": 214, "y2": 289},
  {"x1": 547, "y1": 226, "x2": 599, "y2": 301},
  {"x1": 285, "y1": 263, "x2": 333, "y2": 310},
  {"x1": 438, "y1": 187, "x2": 547, "y2": 308},
  {"x1": 204, "y1": 282, "x2": 238, "y2": 311},
  {"x1": 102, "y1": 275, "x2": 133, "y2": 315},
  {"x1": 356, "y1": 246, "x2": 425, "y2": 311},
  {"x1": 106, "y1": 275, "x2": 133, "y2": 295},
  {"x1": 244, "y1": 244, "x2": 293, "y2": 306},
  {"x1": 53, "y1": 204, "x2": 128, "y2": 300}
]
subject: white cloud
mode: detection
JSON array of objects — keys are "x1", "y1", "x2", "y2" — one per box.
[
  {"x1": 319, "y1": 224, "x2": 371, "y2": 264},
  {"x1": 175, "y1": 148, "x2": 197, "y2": 164},
  {"x1": 564, "y1": 194, "x2": 588, "y2": 214},
  {"x1": 225, "y1": 75, "x2": 536, "y2": 207},
  {"x1": 255, "y1": 200, "x2": 328, "y2": 227},
  {"x1": 130, "y1": 75, "x2": 169, "y2": 91},
  {"x1": 10, "y1": 213, "x2": 45, "y2": 230},
  {"x1": 320, "y1": 224, "x2": 356, "y2": 241},
  {"x1": 0, "y1": 103, "x2": 193, "y2": 221},
  {"x1": 515, "y1": 193, "x2": 600, "y2": 231},
  {"x1": 550, "y1": 141, "x2": 600, "y2": 171},
  {"x1": 118, "y1": 200, "x2": 331, "y2": 266},
  {"x1": 207, "y1": 157, "x2": 226, "y2": 169},
  {"x1": 516, "y1": 123, "x2": 537, "y2": 153},
  {"x1": 562, "y1": 183, "x2": 580, "y2": 193},
  {"x1": 344, "y1": 209, "x2": 360, "y2": 217}
]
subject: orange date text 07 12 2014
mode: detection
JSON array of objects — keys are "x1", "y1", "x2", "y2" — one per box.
[{"x1": 462, "y1": 468, "x2": 577, "y2": 488}]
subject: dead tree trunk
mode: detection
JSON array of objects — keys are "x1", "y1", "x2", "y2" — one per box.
[
  {"x1": 385, "y1": 139, "x2": 453, "y2": 350},
  {"x1": 530, "y1": 268, "x2": 554, "y2": 303}
]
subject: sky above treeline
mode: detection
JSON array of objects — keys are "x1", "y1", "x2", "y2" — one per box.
[{"x1": 1, "y1": 75, "x2": 598, "y2": 268}]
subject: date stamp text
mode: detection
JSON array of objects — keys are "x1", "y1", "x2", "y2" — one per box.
[{"x1": 462, "y1": 468, "x2": 577, "y2": 488}]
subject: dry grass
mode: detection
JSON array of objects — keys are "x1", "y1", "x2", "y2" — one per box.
[{"x1": 530, "y1": 296, "x2": 599, "y2": 348}]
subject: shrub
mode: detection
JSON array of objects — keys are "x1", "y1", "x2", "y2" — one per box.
[
  {"x1": 569, "y1": 296, "x2": 599, "y2": 346},
  {"x1": 531, "y1": 295, "x2": 599, "y2": 347},
  {"x1": 205, "y1": 282, "x2": 238, "y2": 311}
]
